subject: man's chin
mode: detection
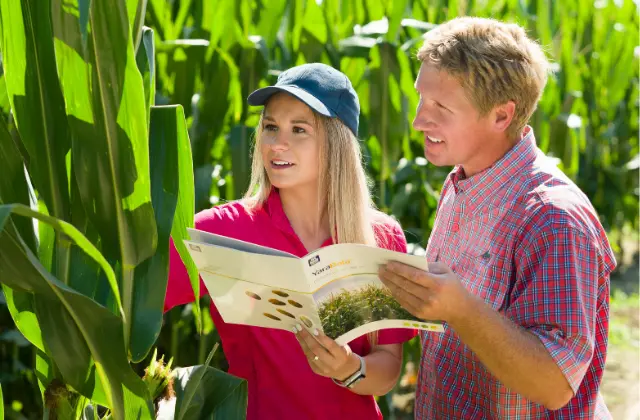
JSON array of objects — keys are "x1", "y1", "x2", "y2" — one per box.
[{"x1": 423, "y1": 153, "x2": 451, "y2": 167}]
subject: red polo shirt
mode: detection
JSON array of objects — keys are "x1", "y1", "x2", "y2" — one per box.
[{"x1": 165, "y1": 189, "x2": 416, "y2": 419}]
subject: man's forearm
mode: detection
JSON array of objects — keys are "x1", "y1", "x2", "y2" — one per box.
[{"x1": 448, "y1": 293, "x2": 574, "y2": 410}]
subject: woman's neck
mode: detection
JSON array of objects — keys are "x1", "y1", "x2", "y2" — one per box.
[{"x1": 278, "y1": 186, "x2": 330, "y2": 252}]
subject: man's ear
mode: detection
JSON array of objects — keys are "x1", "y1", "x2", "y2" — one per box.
[{"x1": 492, "y1": 101, "x2": 516, "y2": 133}]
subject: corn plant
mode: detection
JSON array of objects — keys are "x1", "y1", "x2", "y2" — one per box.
[{"x1": 0, "y1": 0, "x2": 246, "y2": 418}]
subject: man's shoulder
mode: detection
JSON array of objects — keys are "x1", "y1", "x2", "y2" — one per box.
[
  {"x1": 512, "y1": 157, "x2": 615, "y2": 266},
  {"x1": 515, "y1": 156, "x2": 597, "y2": 228}
]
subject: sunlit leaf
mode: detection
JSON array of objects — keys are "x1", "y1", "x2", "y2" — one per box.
[
  {"x1": 136, "y1": 26, "x2": 156, "y2": 132},
  {"x1": 0, "y1": 0, "x2": 71, "y2": 224}
]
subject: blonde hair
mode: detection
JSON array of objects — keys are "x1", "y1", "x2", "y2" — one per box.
[
  {"x1": 243, "y1": 109, "x2": 379, "y2": 248},
  {"x1": 417, "y1": 17, "x2": 550, "y2": 139}
]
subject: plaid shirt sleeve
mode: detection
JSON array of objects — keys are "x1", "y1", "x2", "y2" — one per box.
[{"x1": 507, "y1": 212, "x2": 602, "y2": 394}]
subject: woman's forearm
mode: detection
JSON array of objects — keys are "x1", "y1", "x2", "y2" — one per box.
[{"x1": 346, "y1": 344, "x2": 404, "y2": 396}]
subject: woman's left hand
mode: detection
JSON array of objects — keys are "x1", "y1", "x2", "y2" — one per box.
[{"x1": 294, "y1": 326, "x2": 361, "y2": 381}]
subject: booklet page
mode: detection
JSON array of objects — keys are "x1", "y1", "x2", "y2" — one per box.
[{"x1": 301, "y1": 244, "x2": 444, "y2": 345}]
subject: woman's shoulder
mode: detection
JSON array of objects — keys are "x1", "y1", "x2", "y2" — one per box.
[
  {"x1": 369, "y1": 209, "x2": 407, "y2": 252},
  {"x1": 194, "y1": 199, "x2": 263, "y2": 236}
]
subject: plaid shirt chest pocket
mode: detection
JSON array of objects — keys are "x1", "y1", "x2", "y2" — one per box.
[{"x1": 454, "y1": 248, "x2": 510, "y2": 311}]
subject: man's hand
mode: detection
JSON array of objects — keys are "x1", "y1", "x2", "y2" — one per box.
[
  {"x1": 295, "y1": 327, "x2": 360, "y2": 381},
  {"x1": 378, "y1": 261, "x2": 470, "y2": 323},
  {"x1": 380, "y1": 260, "x2": 575, "y2": 409}
]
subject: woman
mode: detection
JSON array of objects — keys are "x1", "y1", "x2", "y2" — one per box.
[{"x1": 165, "y1": 63, "x2": 416, "y2": 419}]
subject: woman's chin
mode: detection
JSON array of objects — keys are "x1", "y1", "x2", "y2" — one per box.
[{"x1": 267, "y1": 177, "x2": 317, "y2": 192}]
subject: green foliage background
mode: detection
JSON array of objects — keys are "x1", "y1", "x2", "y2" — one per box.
[{"x1": 1, "y1": 0, "x2": 637, "y2": 417}]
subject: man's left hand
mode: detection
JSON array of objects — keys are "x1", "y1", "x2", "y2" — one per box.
[{"x1": 378, "y1": 261, "x2": 471, "y2": 324}]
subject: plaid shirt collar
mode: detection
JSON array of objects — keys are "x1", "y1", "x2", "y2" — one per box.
[{"x1": 450, "y1": 126, "x2": 538, "y2": 215}]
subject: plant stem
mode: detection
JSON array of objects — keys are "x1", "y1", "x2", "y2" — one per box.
[
  {"x1": 55, "y1": 235, "x2": 71, "y2": 285},
  {"x1": 170, "y1": 311, "x2": 179, "y2": 364},
  {"x1": 122, "y1": 266, "x2": 135, "y2": 356},
  {"x1": 380, "y1": 46, "x2": 389, "y2": 210},
  {"x1": 198, "y1": 330, "x2": 208, "y2": 365}
]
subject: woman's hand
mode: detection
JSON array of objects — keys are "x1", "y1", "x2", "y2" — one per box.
[{"x1": 294, "y1": 326, "x2": 361, "y2": 381}]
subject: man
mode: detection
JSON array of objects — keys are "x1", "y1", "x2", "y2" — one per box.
[{"x1": 379, "y1": 17, "x2": 616, "y2": 419}]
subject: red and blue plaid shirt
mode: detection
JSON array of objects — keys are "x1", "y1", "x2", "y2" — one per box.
[{"x1": 416, "y1": 127, "x2": 616, "y2": 419}]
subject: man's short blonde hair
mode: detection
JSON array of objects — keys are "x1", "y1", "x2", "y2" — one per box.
[{"x1": 417, "y1": 17, "x2": 550, "y2": 139}]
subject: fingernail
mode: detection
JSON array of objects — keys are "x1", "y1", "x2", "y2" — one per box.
[
  {"x1": 313, "y1": 329, "x2": 319, "y2": 336},
  {"x1": 292, "y1": 326, "x2": 298, "y2": 333},
  {"x1": 296, "y1": 323, "x2": 302, "y2": 332}
]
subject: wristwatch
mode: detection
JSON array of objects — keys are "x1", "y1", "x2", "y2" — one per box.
[{"x1": 332, "y1": 353, "x2": 366, "y2": 389}]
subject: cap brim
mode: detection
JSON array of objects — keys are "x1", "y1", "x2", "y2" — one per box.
[{"x1": 247, "y1": 85, "x2": 335, "y2": 118}]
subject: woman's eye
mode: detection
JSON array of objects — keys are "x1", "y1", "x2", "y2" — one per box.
[
  {"x1": 293, "y1": 126, "x2": 306, "y2": 134},
  {"x1": 264, "y1": 124, "x2": 277, "y2": 132}
]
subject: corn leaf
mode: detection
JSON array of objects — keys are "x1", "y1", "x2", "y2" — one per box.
[
  {"x1": 127, "y1": 0, "x2": 148, "y2": 52},
  {"x1": 0, "y1": 204, "x2": 121, "y2": 406},
  {"x1": 136, "y1": 26, "x2": 156, "y2": 133},
  {"x1": 51, "y1": 0, "x2": 158, "y2": 355},
  {"x1": 0, "y1": 0, "x2": 71, "y2": 224},
  {"x1": 173, "y1": 344, "x2": 248, "y2": 420},
  {"x1": 35, "y1": 348, "x2": 53, "y2": 398},
  {"x1": 1, "y1": 285, "x2": 43, "y2": 351},
  {"x1": 130, "y1": 105, "x2": 192, "y2": 362},
  {"x1": 368, "y1": 41, "x2": 406, "y2": 208},
  {"x1": 0, "y1": 204, "x2": 122, "y2": 313},
  {"x1": 229, "y1": 125, "x2": 253, "y2": 199},
  {"x1": 167, "y1": 105, "x2": 200, "y2": 332},
  {"x1": 0, "y1": 206, "x2": 153, "y2": 419},
  {"x1": 0, "y1": 103, "x2": 46, "y2": 354}
]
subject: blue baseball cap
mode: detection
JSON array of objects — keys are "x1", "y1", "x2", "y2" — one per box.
[{"x1": 247, "y1": 63, "x2": 360, "y2": 136}]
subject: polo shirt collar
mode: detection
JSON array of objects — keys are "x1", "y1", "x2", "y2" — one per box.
[
  {"x1": 263, "y1": 188, "x2": 335, "y2": 250},
  {"x1": 264, "y1": 188, "x2": 298, "y2": 237},
  {"x1": 450, "y1": 126, "x2": 538, "y2": 214}
]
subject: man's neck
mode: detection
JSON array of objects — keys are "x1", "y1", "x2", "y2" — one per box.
[
  {"x1": 461, "y1": 133, "x2": 522, "y2": 178},
  {"x1": 279, "y1": 186, "x2": 330, "y2": 250}
]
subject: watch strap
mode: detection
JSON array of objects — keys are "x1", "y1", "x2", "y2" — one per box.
[{"x1": 332, "y1": 353, "x2": 366, "y2": 388}]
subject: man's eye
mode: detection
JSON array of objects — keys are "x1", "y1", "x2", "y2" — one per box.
[
  {"x1": 264, "y1": 124, "x2": 277, "y2": 131},
  {"x1": 435, "y1": 102, "x2": 450, "y2": 112}
]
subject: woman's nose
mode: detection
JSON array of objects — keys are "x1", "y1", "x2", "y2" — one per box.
[{"x1": 264, "y1": 131, "x2": 289, "y2": 150}]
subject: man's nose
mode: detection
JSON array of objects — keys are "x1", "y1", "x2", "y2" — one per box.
[{"x1": 413, "y1": 104, "x2": 437, "y2": 131}]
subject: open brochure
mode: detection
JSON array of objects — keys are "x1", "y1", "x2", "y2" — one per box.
[{"x1": 183, "y1": 228, "x2": 445, "y2": 346}]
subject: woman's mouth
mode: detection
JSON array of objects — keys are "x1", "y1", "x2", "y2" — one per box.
[
  {"x1": 271, "y1": 159, "x2": 295, "y2": 169},
  {"x1": 426, "y1": 136, "x2": 444, "y2": 144}
]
